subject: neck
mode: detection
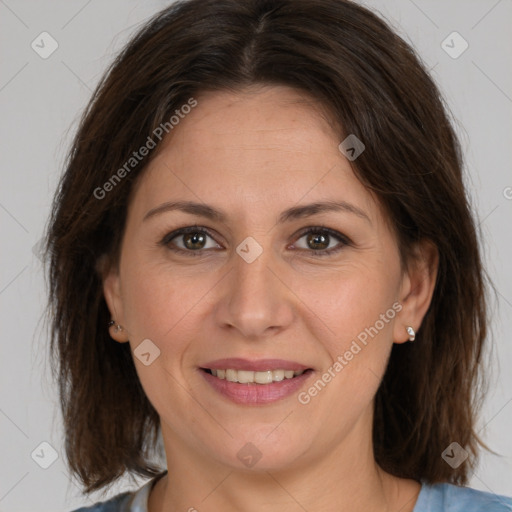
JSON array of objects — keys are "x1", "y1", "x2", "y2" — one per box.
[{"x1": 149, "y1": 412, "x2": 421, "y2": 512}]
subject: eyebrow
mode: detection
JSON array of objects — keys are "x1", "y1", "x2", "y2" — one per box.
[{"x1": 143, "y1": 199, "x2": 371, "y2": 225}]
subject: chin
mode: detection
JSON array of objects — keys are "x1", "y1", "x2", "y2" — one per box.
[{"x1": 211, "y1": 429, "x2": 310, "y2": 472}]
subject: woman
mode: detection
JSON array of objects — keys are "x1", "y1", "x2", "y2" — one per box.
[{"x1": 44, "y1": 0, "x2": 512, "y2": 510}]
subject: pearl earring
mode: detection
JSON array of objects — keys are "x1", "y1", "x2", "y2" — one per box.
[
  {"x1": 108, "y1": 319, "x2": 122, "y2": 333},
  {"x1": 406, "y1": 326, "x2": 415, "y2": 342}
]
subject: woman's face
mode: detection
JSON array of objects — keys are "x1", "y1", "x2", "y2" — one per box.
[{"x1": 104, "y1": 85, "x2": 432, "y2": 472}]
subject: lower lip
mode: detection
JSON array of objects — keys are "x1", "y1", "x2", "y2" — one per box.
[{"x1": 200, "y1": 369, "x2": 313, "y2": 405}]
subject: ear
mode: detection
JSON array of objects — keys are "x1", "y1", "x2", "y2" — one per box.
[
  {"x1": 99, "y1": 255, "x2": 130, "y2": 343},
  {"x1": 393, "y1": 240, "x2": 439, "y2": 344}
]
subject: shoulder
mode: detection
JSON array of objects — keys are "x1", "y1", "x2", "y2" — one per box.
[
  {"x1": 68, "y1": 491, "x2": 133, "y2": 512},
  {"x1": 416, "y1": 482, "x2": 512, "y2": 512},
  {"x1": 68, "y1": 472, "x2": 164, "y2": 512}
]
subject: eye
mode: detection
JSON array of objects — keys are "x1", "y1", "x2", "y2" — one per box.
[
  {"x1": 161, "y1": 226, "x2": 221, "y2": 255},
  {"x1": 160, "y1": 225, "x2": 351, "y2": 257},
  {"x1": 292, "y1": 226, "x2": 350, "y2": 256}
]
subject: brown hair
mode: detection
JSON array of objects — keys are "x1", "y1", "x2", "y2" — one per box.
[{"x1": 45, "y1": 0, "x2": 489, "y2": 493}]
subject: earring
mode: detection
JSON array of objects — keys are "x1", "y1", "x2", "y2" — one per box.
[
  {"x1": 406, "y1": 326, "x2": 416, "y2": 342},
  {"x1": 108, "y1": 319, "x2": 122, "y2": 333}
]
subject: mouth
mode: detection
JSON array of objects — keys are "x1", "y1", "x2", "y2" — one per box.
[
  {"x1": 198, "y1": 359, "x2": 314, "y2": 404},
  {"x1": 200, "y1": 367, "x2": 312, "y2": 384}
]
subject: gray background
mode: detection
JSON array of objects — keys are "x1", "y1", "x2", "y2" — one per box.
[{"x1": 0, "y1": 0, "x2": 511, "y2": 510}]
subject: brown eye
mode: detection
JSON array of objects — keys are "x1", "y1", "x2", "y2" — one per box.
[
  {"x1": 293, "y1": 227, "x2": 350, "y2": 256},
  {"x1": 305, "y1": 232, "x2": 330, "y2": 250},
  {"x1": 182, "y1": 231, "x2": 207, "y2": 250},
  {"x1": 162, "y1": 226, "x2": 220, "y2": 255}
]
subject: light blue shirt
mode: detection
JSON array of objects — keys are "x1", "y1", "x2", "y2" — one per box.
[{"x1": 70, "y1": 475, "x2": 512, "y2": 512}]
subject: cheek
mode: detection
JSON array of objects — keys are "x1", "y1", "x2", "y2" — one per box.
[
  {"x1": 295, "y1": 264, "x2": 399, "y2": 397},
  {"x1": 119, "y1": 256, "x2": 206, "y2": 347},
  {"x1": 294, "y1": 261, "x2": 399, "y2": 341}
]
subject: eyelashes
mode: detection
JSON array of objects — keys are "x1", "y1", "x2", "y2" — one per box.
[
  {"x1": 159, "y1": 224, "x2": 352, "y2": 258},
  {"x1": 160, "y1": 226, "x2": 221, "y2": 256}
]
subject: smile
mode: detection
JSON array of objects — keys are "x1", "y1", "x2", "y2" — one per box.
[
  {"x1": 199, "y1": 366, "x2": 314, "y2": 404},
  {"x1": 203, "y1": 368, "x2": 306, "y2": 384}
]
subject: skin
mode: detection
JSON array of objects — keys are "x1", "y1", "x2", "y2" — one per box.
[{"x1": 103, "y1": 85, "x2": 438, "y2": 512}]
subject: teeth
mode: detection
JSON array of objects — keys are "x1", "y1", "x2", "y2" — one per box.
[
  {"x1": 226, "y1": 369, "x2": 237, "y2": 382},
  {"x1": 255, "y1": 370, "x2": 273, "y2": 384},
  {"x1": 272, "y1": 369, "x2": 285, "y2": 381},
  {"x1": 237, "y1": 370, "x2": 254, "y2": 383},
  {"x1": 208, "y1": 368, "x2": 306, "y2": 384}
]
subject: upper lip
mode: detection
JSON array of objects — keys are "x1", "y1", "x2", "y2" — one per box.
[{"x1": 201, "y1": 358, "x2": 311, "y2": 372}]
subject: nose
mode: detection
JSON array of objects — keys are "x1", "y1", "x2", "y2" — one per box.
[{"x1": 214, "y1": 244, "x2": 295, "y2": 340}]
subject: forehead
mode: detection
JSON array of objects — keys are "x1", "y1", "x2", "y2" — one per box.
[
  {"x1": 182, "y1": 85, "x2": 339, "y2": 143},
  {"x1": 128, "y1": 85, "x2": 380, "y2": 226}
]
